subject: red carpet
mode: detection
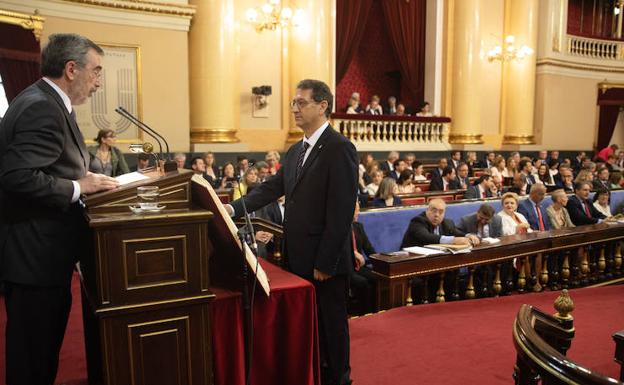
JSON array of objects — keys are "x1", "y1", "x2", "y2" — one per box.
[
  {"x1": 1, "y1": 276, "x2": 622, "y2": 385},
  {"x1": 349, "y1": 285, "x2": 624, "y2": 385}
]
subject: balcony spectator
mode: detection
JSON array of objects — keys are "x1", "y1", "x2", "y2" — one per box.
[
  {"x1": 366, "y1": 95, "x2": 383, "y2": 115},
  {"x1": 88, "y1": 129, "x2": 130, "y2": 177},
  {"x1": 396, "y1": 103, "x2": 408, "y2": 116},
  {"x1": 265, "y1": 150, "x2": 281, "y2": 175},
  {"x1": 385, "y1": 96, "x2": 397, "y2": 115},
  {"x1": 347, "y1": 91, "x2": 364, "y2": 113},
  {"x1": 372, "y1": 177, "x2": 402, "y2": 207},
  {"x1": 596, "y1": 143, "x2": 619, "y2": 162},
  {"x1": 546, "y1": 189, "x2": 575, "y2": 229},
  {"x1": 366, "y1": 170, "x2": 384, "y2": 197},
  {"x1": 346, "y1": 96, "x2": 361, "y2": 114},
  {"x1": 415, "y1": 101, "x2": 433, "y2": 117},
  {"x1": 412, "y1": 161, "x2": 428, "y2": 182},
  {"x1": 592, "y1": 189, "x2": 612, "y2": 217}
]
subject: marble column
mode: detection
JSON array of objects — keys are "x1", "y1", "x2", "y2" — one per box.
[
  {"x1": 501, "y1": 0, "x2": 539, "y2": 145},
  {"x1": 189, "y1": 0, "x2": 239, "y2": 143}
]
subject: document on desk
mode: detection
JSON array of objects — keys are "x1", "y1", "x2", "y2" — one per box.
[
  {"x1": 481, "y1": 237, "x2": 501, "y2": 244},
  {"x1": 115, "y1": 172, "x2": 150, "y2": 186},
  {"x1": 402, "y1": 246, "x2": 446, "y2": 256}
]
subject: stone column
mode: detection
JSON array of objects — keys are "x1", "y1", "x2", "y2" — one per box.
[
  {"x1": 501, "y1": 0, "x2": 539, "y2": 145},
  {"x1": 286, "y1": 0, "x2": 333, "y2": 142},
  {"x1": 189, "y1": 0, "x2": 239, "y2": 143},
  {"x1": 449, "y1": 0, "x2": 484, "y2": 144}
]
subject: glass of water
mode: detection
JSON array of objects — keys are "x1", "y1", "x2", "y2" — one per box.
[{"x1": 137, "y1": 186, "x2": 159, "y2": 210}]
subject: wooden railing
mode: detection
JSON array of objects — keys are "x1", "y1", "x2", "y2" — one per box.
[
  {"x1": 330, "y1": 113, "x2": 451, "y2": 151},
  {"x1": 567, "y1": 34, "x2": 624, "y2": 60}
]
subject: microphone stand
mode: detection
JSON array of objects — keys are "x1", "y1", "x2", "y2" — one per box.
[
  {"x1": 235, "y1": 179, "x2": 259, "y2": 385},
  {"x1": 115, "y1": 107, "x2": 178, "y2": 173}
]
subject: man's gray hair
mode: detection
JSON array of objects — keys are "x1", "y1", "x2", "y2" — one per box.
[{"x1": 41, "y1": 33, "x2": 103, "y2": 78}]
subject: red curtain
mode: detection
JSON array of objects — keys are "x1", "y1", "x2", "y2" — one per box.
[
  {"x1": 596, "y1": 87, "x2": 624, "y2": 151},
  {"x1": 381, "y1": 0, "x2": 426, "y2": 108},
  {"x1": 335, "y1": 0, "x2": 374, "y2": 83},
  {"x1": 0, "y1": 23, "x2": 41, "y2": 102}
]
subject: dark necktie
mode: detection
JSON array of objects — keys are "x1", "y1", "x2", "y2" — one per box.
[{"x1": 296, "y1": 141, "x2": 310, "y2": 180}]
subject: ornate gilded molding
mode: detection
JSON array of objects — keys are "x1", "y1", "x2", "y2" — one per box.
[
  {"x1": 190, "y1": 128, "x2": 239, "y2": 144},
  {"x1": 598, "y1": 81, "x2": 624, "y2": 94},
  {"x1": 553, "y1": 289, "x2": 574, "y2": 320},
  {"x1": 448, "y1": 133, "x2": 483, "y2": 144},
  {"x1": 0, "y1": 9, "x2": 45, "y2": 41},
  {"x1": 537, "y1": 58, "x2": 624, "y2": 74},
  {"x1": 61, "y1": 0, "x2": 196, "y2": 17},
  {"x1": 503, "y1": 134, "x2": 535, "y2": 145}
]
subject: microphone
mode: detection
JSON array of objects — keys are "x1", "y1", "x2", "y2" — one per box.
[{"x1": 115, "y1": 107, "x2": 177, "y2": 172}]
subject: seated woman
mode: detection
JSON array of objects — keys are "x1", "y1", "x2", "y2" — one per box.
[
  {"x1": 415, "y1": 101, "x2": 433, "y2": 117},
  {"x1": 371, "y1": 177, "x2": 402, "y2": 207},
  {"x1": 496, "y1": 192, "x2": 532, "y2": 236},
  {"x1": 202, "y1": 151, "x2": 220, "y2": 188},
  {"x1": 219, "y1": 161, "x2": 239, "y2": 189},
  {"x1": 366, "y1": 170, "x2": 383, "y2": 197},
  {"x1": 546, "y1": 189, "x2": 575, "y2": 229},
  {"x1": 265, "y1": 150, "x2": 281, "y2": 175},
  {"x1": 412, "y1": 161, "x2": 428, "y2": 182},
  {"x1": 592, "y1": 189, "x2": 612, "y2": 217},
  {"x1": 490, "y1": 155, "x2": 510, "y2": 179},
  {"x1": 506, "y1": 156, "x2": 518, "y2": 176},
  {"x1": 232, "y1": 166, "x2": 259, "y2": 200},
  {"x1": 465, "y1": 151, "x2": 478, "y2": 176},
  {"x1": 88, "y1": 129, "x2": 129, "y2": 177},
  {"x1": 396, "y1": 169, "x2": 420, "y2": 194},
  {"x1": 574, "y1": 169, "x2": 594, "y2": 184},
  {"x1": 536, "y1": 163, "x2": 555, "y2": 186},
  {"x1": 548, "y1": 158, "x2": 560, "y2": 177},
  {"x1": 346, "y1": 96, "x2": 362, "y2": 114}
]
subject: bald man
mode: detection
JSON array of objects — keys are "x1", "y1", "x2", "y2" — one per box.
[{"x1": 401, "y1": 199, "x2": 480, "y2": 248}]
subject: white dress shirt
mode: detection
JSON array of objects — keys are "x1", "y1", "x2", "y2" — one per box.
[{"x1": 301, "y1": 120, "x2": 329, "y2": 165}]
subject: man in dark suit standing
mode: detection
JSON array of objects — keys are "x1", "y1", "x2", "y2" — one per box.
[
  {"x1": 567, "y1": 181, "x2": 607, "y2": 225},
  {"x1": 0, "y1": 34, "x2": 119, "y2": 385},
  {"x1": 227, "y1": 79, "x2": 358, "y2": 385},
  {"x1": 517, "y1": 184, "x2": 552, "y2": 231}
]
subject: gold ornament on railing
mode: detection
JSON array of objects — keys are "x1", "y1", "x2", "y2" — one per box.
[{"x1": 554, "y1": 289, "x2": 575, "y2": 320}]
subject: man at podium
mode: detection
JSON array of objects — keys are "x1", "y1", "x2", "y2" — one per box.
[
  {"x1": 0, "y1": 34, "x2": 118, "y2": 385},
  {"x1": 227, "y1": 79, "x2": 358, "y2": 385}
]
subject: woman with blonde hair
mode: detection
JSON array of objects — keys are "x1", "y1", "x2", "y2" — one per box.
[
  {"x1": 496, "y1": 192, "x2": 531, "y2": 236},
  {"x1": 546, "y1": 189, "x2": 575, "y2": 229},
  {"x1": 574, "y1": 169, "x2": 594, "y2": 184},
  {"x1": 265, "y1": 150, "x2": 281, "y2": 175},
  {"x1": 372, "y1": 177, "x2": 401, "y2": 207},
  {"x1": 232, "y1": 166, "x2": 258, "y2": 200}
]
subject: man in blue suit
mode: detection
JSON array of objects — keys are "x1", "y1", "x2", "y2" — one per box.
[{"x1": 517, "y1": 183, "x2": 551, "y2": 231}]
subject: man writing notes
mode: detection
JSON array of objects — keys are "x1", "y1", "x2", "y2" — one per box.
[
  {"x1": 226, "y1": 80, "x2": 358, "y2": 385},
  {"x1": 0, "y1": 34, "x2": 119, "y2": 385}
]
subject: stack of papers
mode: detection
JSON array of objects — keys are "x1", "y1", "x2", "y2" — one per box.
[{"x1": 401, "y1": 246, "x2": 446, "y2": 255}]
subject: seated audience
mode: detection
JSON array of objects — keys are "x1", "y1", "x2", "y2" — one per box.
[
  {"x1": 265, "y1": 150, "x2": 281, "y2": 175},
  {"x1": 548, "y1": 158, "x2": 560, "y2": 177},
  {"x1": 465, "y1": 151, "x2": 478, "y2": 175},
  {"x1": 385, "y1": 96, "x2": 397, "y2": 115},
  {"x1": 510, "y1": 151, "x2": 521, "y2": 164},
  {"x1": 349, "y1": 200, "x2": 378, "y2": 315},
  {"x1": 174, "y1": 152, "x2": 187, "y2": 169},
  {"x1": 596, "y1": 143, "x2": 618, "y2": 162},
  {"x1": 449, "y1": 150, "x2": 462, "y2": 169},
  {"x1": 380, "y1": 151, "x2": 399, "y2": 176},
  {"x1": 481, "y1": 151, "x2": 496, "y2": 169},
  {"x1": 397, "y1": 169, "x2": 419, "y2": 194},
  {"x1": 415, "y1": 101, "x2": 433, "y2": 117},
  {"x1": 431, "y1": 158, "x2": 448, "y2": 180},
  {"x1": 390, "y1": 158, "x2": 408, "y2": 180},
  {"x1": 202, "y1": 151, "x2": 220, "y2": 187},
  {"x1": 430, "y1": 166, "x2": 459, "y2": 191},
  {"x1": 366, "y1": 95, "x2": 383, "y2": 115},
  {"x1": 536, "y1": 163, "x2": 555, "y2": 186},
  {"x1": 366, "y1": 170, "x2": 384, "y2": 197},
  {"x1": 518, "y1": 159, "x2": 537, "y2": 189},
  {"x1": 395, "y1": 103, "x2": 408, "y2": 116},
  {"x1": 490, "y1": 156, "x2": 510, "y2": 179},
  {"x1": 557, "y1": 167, "x2": 575, "y2": 192},
  {"x1": 490, "y1": 175, "x2": 503, "y2": 197},
  {"x1": 546, "y1": 189, "x2": 575, "y2": 229},
  {"x1": 536, "y1": 150, "x2": 548, "y2": 165},
  {"x1": 593, "y1": 167, "x2": 611, "y2": 190},
  {"x1": 412, "y1": 161, "x2": 428, "y2": 181},
  {"x1": 255, "y1": 161, "x2": 270, "y2": 183},
  {"x1": 567, "y1": 181, "x2": 607, "y2": 225},
  {"x1": 190, "y1": 156, "x2": 206, "y2": 176},
  {"x1": 88, "y1": 129, "x2": 129, "y2": 177},
  {"x1": 606, "y1": 154, "x2": 617, "y2": 172},
  {"x1": 616, "y1": 150, "x2": 624, "y2": 170},
  {"x1": 133, "y1": 153, "x2": 151, "y2": 172},
  {"x1": 609, "y1": 171, "x2": 623, "y2": 188},
  {"x1": 455, "y1": 163, "x2": 470, "y2": 190},
  {"x1": 219, "y1": 161, "x2": 239, "y2": 189},
  {"x1": 346, "y1": 96, "x2": 361, "y2": 114},
  {"x1": 465, "y1": 174, "x2": 494, "y2": 199},
  {"x1": 506, "y1": 156, "x2": 518, "y2": 176},
  {"x1": 592, "y1": 189, "x2": 612, "y2": 217},
  {"x1": 574, "y1": 169, "x2": 594, "y2": 184},
  {"x1": 404, "y1": 153, "x2": 416, "y2": 170},
  {"x1": 232, "y1": 166, "x2": 258, "y2": 200},
  {"x1": 372, "y1": 177, "x2": 402, "y2": 207},
  {"x1": 457, "y1": 203, "x2": 503, "y2": 238},
  {"x1": 571, "y1": 151, "x2": 586, "y2": 173},
  {"x1": 506, "y1": 173, "x2": 528, "y2": 196},
  {"x1": 517, "y1": 184, "x2": 551, "y2": 231},
  {"x1": 497, "y1": 192, "x2": 532, "y2": 236},
  {"x1": 236, "y1": 155, "x2": 249, "y2": 179},
  {"x1": 401, "y1": 198, "x2": 479, "y2": 248}
]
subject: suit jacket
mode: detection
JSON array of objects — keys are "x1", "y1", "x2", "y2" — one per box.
[
  {"x1": 567, "y1": 195, "x2": 606, "y2": 225},
  {"x1": 231, "y1": 126, "x2": 358, "y2": 278},
  {"x1": 429, "y1": 176, "x2": 460, "y2": 192},
  {"x1": 593, "y1": 179, "x2": 611, "y2": 191},
  {"x1": 353, "y1": 221, "x2": 376, "y2": 258},
  {"x1": 464, "y1": 185, "x2": 492, "y2": 199},
  {"x1": 263, "y1": 200, "x2": 283, "y2": 225},
  {"x1": 545, "y1": 205, "x2": 575, "y2": 229},
  {"x1": 401, "y1": 212, "x2": 466, "y2": 248},
  {"x1": 456, "y1": 176, "x2": 470, "y2": 189},
  {"x1": 0, "y1": 79, "x2": 90, "y2": 286},
  {"x1": 456, "y1": 213, "x2": 503, "y2": 238},
  {"x1": 517, "y1": 198, "x2": 552, "y2": 231}
]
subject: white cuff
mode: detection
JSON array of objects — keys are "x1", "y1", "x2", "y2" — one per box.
[{"x1": 71, "y1": 180, "x2": 81, "y2": 203}]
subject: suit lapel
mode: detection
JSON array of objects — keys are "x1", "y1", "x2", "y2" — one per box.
[{"x1": 37, "y1": 80, "x2": 89, "y2": 173}]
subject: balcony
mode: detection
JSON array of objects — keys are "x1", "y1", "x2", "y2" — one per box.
[{"x1": 330, "y1": 113, "x2": 451, "y2": 151}]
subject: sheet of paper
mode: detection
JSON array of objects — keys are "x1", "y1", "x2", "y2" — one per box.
[
  {"x1": 402, "y1": 246, "x2": 445, "y2": 256},
  {"x1": 115, "y1": 172, "x2": 150, "y2": 186},
  {"x1": 481, "y1": 237, "x2": 501, "y2": 244}
]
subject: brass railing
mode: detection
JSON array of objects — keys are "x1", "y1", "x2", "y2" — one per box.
[{"x1": 330, "y1": 113, "x2": 451, "y2": 150}]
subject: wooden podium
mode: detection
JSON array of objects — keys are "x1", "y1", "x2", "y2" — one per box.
[{"x1": 80, "y1": 169, "x2": 216, "y2": 385}]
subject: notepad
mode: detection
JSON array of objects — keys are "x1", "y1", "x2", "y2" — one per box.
[{"x1": 402, "y1": 246, "x2": 446, "y2": 256}]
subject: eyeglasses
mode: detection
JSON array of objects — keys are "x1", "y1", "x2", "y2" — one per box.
[{"x1": 290, "y1": 98, "x2": 320, "y2": 111}]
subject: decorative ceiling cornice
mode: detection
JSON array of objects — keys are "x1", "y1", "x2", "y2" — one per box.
[
  {"x1": 0, "y1": 9, "x2": 44, "y2": 40},
  {"x1": 60, "y1": 0, "x2": 196, "y2": 18}
]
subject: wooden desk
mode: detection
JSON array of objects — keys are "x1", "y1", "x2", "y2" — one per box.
[{"x1": 369, "y1": 222, "x2": 624, "y2": 309}]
